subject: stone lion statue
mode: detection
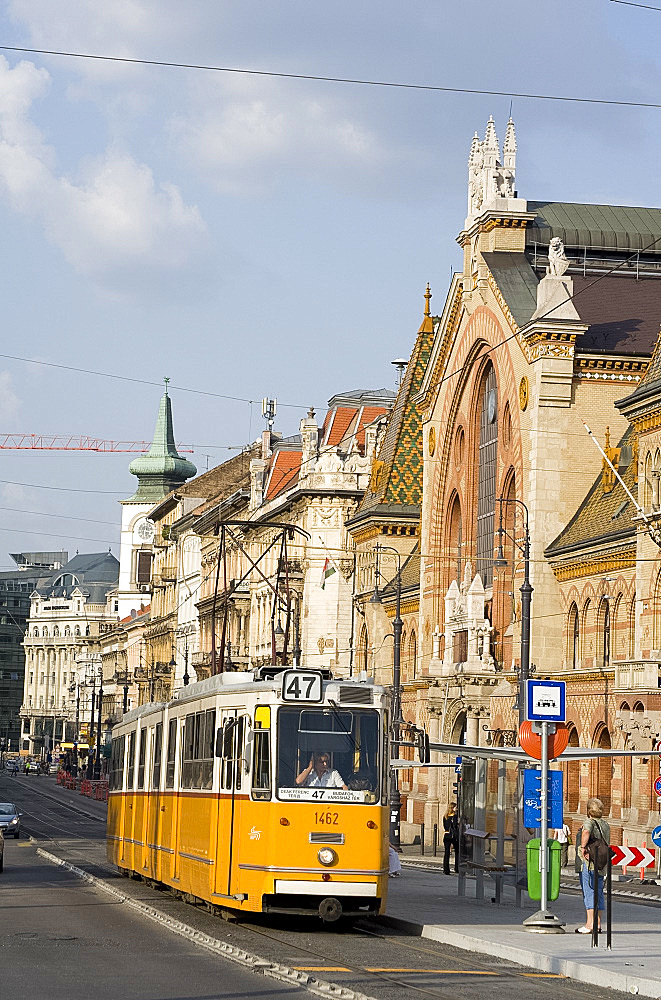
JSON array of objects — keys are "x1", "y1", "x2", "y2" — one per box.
[{"x1": 548, "y1": 236, "x2": 569, "y2": 277}]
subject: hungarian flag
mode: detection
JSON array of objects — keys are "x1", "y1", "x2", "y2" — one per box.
[{"x1": 320, "y1": 557, "x2": 337, "y2": 589}]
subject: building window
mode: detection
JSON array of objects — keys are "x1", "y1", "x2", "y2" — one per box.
[
  {"x1": 569, "y1": 604, "x2": 579, "y2": 669},
  {"x1": 136, "y1": 551, "x2": 153, "y2": 585},
  {"x1": 475, "y1": 364, "x2": 498, "y2": 589}
]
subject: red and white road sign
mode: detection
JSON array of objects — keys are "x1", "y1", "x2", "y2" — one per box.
[
  {"x1": 653, "y1": 775, "x2": 661, "y2": 796},
  {"x1": 610, "y1": 846, "x2": 656, "y2": 868}
]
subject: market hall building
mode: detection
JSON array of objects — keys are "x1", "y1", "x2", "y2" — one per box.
[{"x1": 357, "y1": 117, "x2": 661, "y2": 847}]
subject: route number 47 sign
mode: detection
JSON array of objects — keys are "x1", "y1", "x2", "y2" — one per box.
[{"x1": 281, "y1": 670, "x2": 323, "y2": 703}]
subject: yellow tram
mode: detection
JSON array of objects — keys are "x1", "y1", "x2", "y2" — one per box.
[{"x1": 107, "y1": 666, "x2": 390, "y2": 921}]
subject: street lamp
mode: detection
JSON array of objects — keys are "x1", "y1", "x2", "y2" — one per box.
[
  {"x1": 371, "y1": 543, "x2": 403, "y2": 847},
  {"x1": 494, "y1": 497, "x2": 532, "y2": 726},
  {"x1": 94, "y1": 666, "x2": 103, "y2": 781}
]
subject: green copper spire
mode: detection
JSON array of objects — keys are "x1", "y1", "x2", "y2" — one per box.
[{"x1": 126, "y1": 379, "x2": 197, "y2": 502}]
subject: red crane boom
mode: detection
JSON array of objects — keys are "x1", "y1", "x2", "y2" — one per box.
[{"x1": 0, "y1": 434, "x2": 194, "y2": 453}]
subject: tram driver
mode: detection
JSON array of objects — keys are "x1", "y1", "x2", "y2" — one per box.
[{"x1": 296, "y1": 752, "x2": 348, "y2": 790}]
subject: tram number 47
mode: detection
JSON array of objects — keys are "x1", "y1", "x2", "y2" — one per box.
[{"x1": 282, "y1": 670, "x2": 322, "y2": 702}]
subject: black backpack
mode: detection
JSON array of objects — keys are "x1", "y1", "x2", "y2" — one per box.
[{"x1": 587, "y1": 820, "x2": 610, "y2": 871}]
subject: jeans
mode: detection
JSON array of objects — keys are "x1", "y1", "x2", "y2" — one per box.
[{"x1": 580, "y1": 865, "x2": 605, "y2": 911}]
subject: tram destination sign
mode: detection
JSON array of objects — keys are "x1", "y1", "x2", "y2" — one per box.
[{"x1": 281, "y1": 669, "x2": 323, "y2": 703}]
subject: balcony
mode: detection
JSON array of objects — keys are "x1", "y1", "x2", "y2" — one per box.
[
  {"x1": 192, "y1": 651, "x2": 211, "y2": 667},
  {"x1": 615, "y1": 661, "x2": 661, "y2": 692}
]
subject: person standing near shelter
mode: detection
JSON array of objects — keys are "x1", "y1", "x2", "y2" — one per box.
[
  {"x1": 553, "y1": 818, "x2": 571, "y2": 869},
  {"x1": 576, "y1": 797, "x2": 610, "y2": 934},
  {"x1": 443, "y1": 802, "x2": 459, "y2": 874}
]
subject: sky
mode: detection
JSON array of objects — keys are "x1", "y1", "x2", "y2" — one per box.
[{"x1": 0, "y1": 0, "x2": 659, "y2": 564}]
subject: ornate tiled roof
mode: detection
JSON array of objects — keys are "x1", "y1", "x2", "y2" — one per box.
[
  {"x1": 545, "y1": 427, "x2": 637, "y2": 557},
  {"x1": 357, "y1": 287, "x2": 435, "y2": 512}
]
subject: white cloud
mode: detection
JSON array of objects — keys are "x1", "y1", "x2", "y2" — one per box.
[
  {"x1": 0, "y1": 56, "x2": 206, "y2": 289},
  {"x1": 0, "y1": 371, "x2": 21, "y2": 422},
  {"x1": 170, "y1": 77, "x2": 393, "y2": 196}
]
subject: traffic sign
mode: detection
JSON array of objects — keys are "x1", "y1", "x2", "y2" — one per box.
[
  {"x1": 526, "y1": 680, "x2": 566, "y2": 723},
  {"x1": 610, "y1": 846, "x2": 656, "y2": 868},
  {"x1": 654, "y1": 775, "x2": 661, "y2": 796},
  {"x1": 651, "y1": 825, "x2": 661, "y2": 850}
]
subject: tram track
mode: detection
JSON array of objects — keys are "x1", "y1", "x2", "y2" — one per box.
[{"x1": 0, "y1": 776, "x2": 638, "y2": 1000}]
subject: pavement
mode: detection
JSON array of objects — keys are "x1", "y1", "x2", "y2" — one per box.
[
  {"x1": 11, "y1": 775, "x2": 661, "y2": 999},
  {"x1": 386, "y1": 851, "x2": 661, "y2": 998}
]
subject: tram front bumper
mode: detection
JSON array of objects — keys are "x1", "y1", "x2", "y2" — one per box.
[{"x1": 263, "y1": 880, "x2": 381, "y2": 919}]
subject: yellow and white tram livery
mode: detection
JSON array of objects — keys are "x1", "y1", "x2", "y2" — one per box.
[{"x1": 107, "y1": 667, "x2": 390, "y2": 922}]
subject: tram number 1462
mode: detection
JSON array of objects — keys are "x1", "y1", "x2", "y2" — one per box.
[
  {"x1": 315, "y1": 811, "x2": 339, "y2": 825},
  {"x1": 281, "y1": 670, "x2": 323, "y2": 702}
]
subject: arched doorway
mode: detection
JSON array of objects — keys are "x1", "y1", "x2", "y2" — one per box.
[{"x1": 565, "y1": 725, "x2": 580, "y2": 812}]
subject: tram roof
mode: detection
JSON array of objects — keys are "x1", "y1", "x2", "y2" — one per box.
[{"x1": 119, "y1": 670, "x2": 387, "y2": 726}]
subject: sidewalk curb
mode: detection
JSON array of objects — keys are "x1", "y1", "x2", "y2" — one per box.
[
  {"x1": 380, "y1": 914, "x2": 660, "y2": 999},
  {"x1": 35, "y1": 847, "x2": 378, "y2": 1000}
]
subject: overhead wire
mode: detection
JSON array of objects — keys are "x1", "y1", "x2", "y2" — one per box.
[{"x1": 1, "y1": 42, "x2": 660, "y2": 110}]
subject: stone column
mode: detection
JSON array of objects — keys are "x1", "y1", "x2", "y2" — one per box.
[{"x1": 466, "y1": 713, "x2": 480, "y2": 746}]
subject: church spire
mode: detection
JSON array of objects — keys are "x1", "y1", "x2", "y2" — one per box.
[
  {"x1": 126, "y1": 378, "x2": 197, "y2": 502},
  {"x1": 418, "y1": 283, "x2": 434, "y2": 334}
]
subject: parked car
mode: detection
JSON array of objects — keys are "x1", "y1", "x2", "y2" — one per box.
[
  {"x1": 48, "y1": 764, "x2": 59, "y2": 775},
  {"x1": 0, "y1": 829, "x2": 4, "y2": 872},
  {"x1": 25, "y1": 760, "x2": 40, "y2": 775},
  {"x1": 0, "y1": 803, "x2": 20, "y2": 838},
  {"x1": 3, "y1": 760, "x2": 19, "y2": 773}
]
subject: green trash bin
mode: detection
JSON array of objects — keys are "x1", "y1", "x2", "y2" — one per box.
[{"x1": 526, "y1": 839, "x2": 561, "y2": 901}]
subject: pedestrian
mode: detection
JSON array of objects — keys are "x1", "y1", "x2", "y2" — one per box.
[
  {"x1": 575, "y1": 797, "x2": 610, "y2": 934},
  {"x1": 553, "y1": 818, "x2": 571, "y2": 869},
  {"x1": 388, "y1": 844, "x2": 402, "y2": 877},
  {"x1": 443, "y1": 802, "x2": 459, "y2": 874}
]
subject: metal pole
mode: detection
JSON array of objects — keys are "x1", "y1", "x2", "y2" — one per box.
[
  {"x1": 592, "y1": 861, "x2": 599, "y2": 948},
  {"x1": 390, "y1": 550, "x2": 403, "y2": 849},
  {"x1": 540, "y1": 722, "x2": 549, "y2": 914},
  {"x1": 606, "y1": 851, "x2": 612, "y2": 950},
  {"x1": 94, "y1": 671, "x2": 102, "y2": 781},
  {"x1": 519, "y1": 525, "x2": 532, "y2": 726}
]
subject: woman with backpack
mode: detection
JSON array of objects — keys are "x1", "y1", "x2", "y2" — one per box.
[{"x1": 576, "y1": 797, "x2": 610, "y2": 934}]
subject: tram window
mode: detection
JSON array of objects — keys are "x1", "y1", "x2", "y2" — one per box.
[
  {"x1": 201, "y1": 709, "x2": 215, "y2": 790},
  {"x1": 252, "y1": 730, "x2": 271, "y2": 800},
  {"x1": 152, "y1": 722, "x2": 163, "y2": 789},
  {"x1": 234, "y1": 717, "x2": 244, "y2": 790},
  {"x1": 127, "y1": 731, "x2": 136, "y2": 789},
  {"x1": 182, "y1": 714, "x2": 195, "y2": 789},
  {"x1": 110, "y1": 735, "x2": 125, "y2": 791},
  {"x1": 138, "y1": 729, "x2": 147, "y2": 789},
  {"x1": 221, "y1": 718, "x2": 235, "y2": 790},
  {"x1": 165, "y1": 718, "x2": 177, "y2": 789},
  {"x1": 276, "y1": 708, "x2": 380, "y2": 803}
]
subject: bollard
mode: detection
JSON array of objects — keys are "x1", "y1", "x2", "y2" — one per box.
[
  {"x1": 433, "y1": 823, "x2": 438, "y2": 857},
  {"x1": 420, "y1": 822, "x2": 425, "y2": 856},
  {"x1": 592, "y1": 863, "x2": 599, "y2": 948},
  {"x1": 606, "y1": 850, "x2": 613, "y2": 950},
  {"x1": 640, "y1": 840, "x2": 647, "y2": 882}
]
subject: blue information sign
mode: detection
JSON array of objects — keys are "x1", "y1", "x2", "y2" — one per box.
[
  {"x1": 652, "y1": 825, "x2": 661, "y2": 850},
  {"x1": 523, "y1": 768, "x2": 564, "y2": 829},
  {"x1": 526, "y1": 679, "x2": 566, "y2": 723}
]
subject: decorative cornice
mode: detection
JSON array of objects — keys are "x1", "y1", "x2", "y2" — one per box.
[
  {"x1": 629, "y1": 406, "x2": 661, "y2": 433},
  {"x1": 385, "y1": 598, "x2": 420, "y2": 617},
  {"x1": 350, "y1": 525, "x2": 382, "y2": 545},
  {"x1": 481, "y1": 216, "x2": 530, "y2": 233},
  {"x1": 574, "y1": 355, "x2": 647, "y2": 384},
  {"x1": 550, "y1": 547, "x2": 636, "y2": 582}
]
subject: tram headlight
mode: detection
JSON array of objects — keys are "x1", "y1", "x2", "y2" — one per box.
[{"x1": 317, "y1": 848, "x2": 337, "y2": 867}]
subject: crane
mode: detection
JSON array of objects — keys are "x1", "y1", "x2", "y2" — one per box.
[{"x1": 0, "y1": 434, "x2": 194, "y2": 453}]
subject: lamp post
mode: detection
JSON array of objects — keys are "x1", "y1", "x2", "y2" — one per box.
[
  {"x1": 494, "y1": 497, "x2": 532, "y2": 726},
  {"x1": 371, "y1": 543, "x2": 403, "y2": 847},
  {"x1": 93, "y1": 666, "x2": 103, "y2": 781},
  {"x1": 182, "y1": 632, "x2": 190, "y2": 687}
]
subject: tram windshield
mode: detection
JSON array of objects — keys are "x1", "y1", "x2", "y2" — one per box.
[{"x1": 277, "y1": 707, "x2": 381, "y2": 803}]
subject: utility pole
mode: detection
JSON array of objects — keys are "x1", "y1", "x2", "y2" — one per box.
[{"x1": 94, "y1": 668, "x2": 103, "y2": 780}]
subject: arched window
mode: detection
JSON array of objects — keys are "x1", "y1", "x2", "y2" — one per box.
[
  {"x1": 447, "y1": 494, "x2": 462, "y2": 586},
  {"x1": 601, "y1": 599, "x2": 611, "y2": 668},
  {"x1": 592, "y1": 725, "x2": 612, "y2": 814},
  {"x1": 568, "y1": 604, "x2": 579, "y2": 669},
  {"x1": 33, "y1": 628, "x2": 38, "y2": 637},
  {"x1": 408, "y1": 630, "x2": 417, "y2": 680},
  {"x1": 564, "y1": 725, "x2": 580, "y2": 811},
  {"x1": 475, "y1": 363, "x2": 498, "y2": 589},
  {"x1": 74, "y1": 626, "x2": 81, "y2": 637},
  {"x1": 356, "y1": 624, "x2": 368, "y2": 674},
  {"x1": 581, "y1": 598, "x2": 591, "y2": 667},
  {"x1": 628, "y1": 594, "x2": 636, "y2": 658},
  {"x1": 42, "y1": 627, "x2": 48, "y2": 637},
  {"x1": 53, "y1": 625, "x2": 59, "y2": 637},
  {"x1": 644, "y1": 451, "x2": 653, "y2": 509},
  {"x1": 64, "y1": 626, "x2": 71, "y2": 637}
]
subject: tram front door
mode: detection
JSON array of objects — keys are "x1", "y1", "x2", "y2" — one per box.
[{"x1": 214, "y1": 712, "x2": 246, "y2": 900}]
